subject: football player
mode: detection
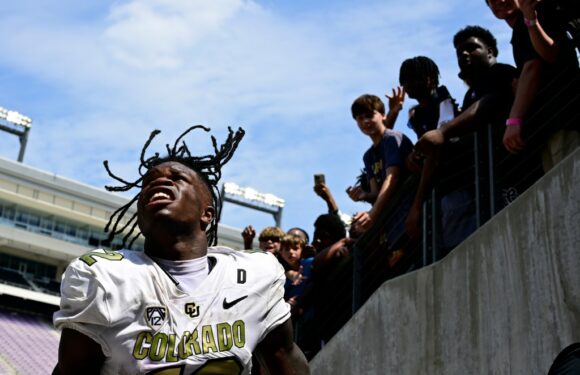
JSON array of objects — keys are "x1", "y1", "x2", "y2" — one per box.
[{"x1": 52, "y1": 126, "x2": 310, "y2": 374}]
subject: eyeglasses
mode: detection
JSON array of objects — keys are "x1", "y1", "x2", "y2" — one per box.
[{"x1": 259, "y1": 236, "x2": 281, "y2": 243}]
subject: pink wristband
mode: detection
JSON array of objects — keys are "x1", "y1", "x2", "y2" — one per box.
[
  {"x1": 506, "y1": 118, "x2": 523, "y2": 126},
  {"x1": 524, "y1": 18, "x2": 537, "y2": 27}
]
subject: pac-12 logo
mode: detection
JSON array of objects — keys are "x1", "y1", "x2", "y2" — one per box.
[{"x1": 145, "y1": 306, "x2": 167, "y2": 328}]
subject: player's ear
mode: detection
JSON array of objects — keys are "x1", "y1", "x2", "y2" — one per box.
[{"x1": 200, "y1": 206, "x2": 215, "y2": 230}]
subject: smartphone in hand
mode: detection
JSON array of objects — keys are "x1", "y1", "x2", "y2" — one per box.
[{"x1": 314, "y1": 174, "x2": 325, "y2": 185}]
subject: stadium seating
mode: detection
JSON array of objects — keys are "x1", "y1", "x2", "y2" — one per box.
[{"x1": 0, "y1": 308, "x2": 58, "y2": 374}]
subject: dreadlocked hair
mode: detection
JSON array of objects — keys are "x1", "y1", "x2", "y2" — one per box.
[
  {"x1": 399, "y1": 56, "x2": 440, "y2": 87},
  {"x1": 102, "y1": 125, "x2": 245, "y2": 249}
]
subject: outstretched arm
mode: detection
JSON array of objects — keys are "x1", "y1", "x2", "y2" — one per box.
[
  {"x1": 53, "y1": 328, "x2": 105, "y2": 375},
  {"x1": 312, "y1": 237, "x2": 353, "y2": 270},
  {"x1": 352, "y1": 166, "x2": 400, "y2": 231},
  {"x1": 415, "y1": 90, "x2": 513, "y2": 155},
  {"x1": 255, "y1": 319, "x2": 310, "y2": 375},
  {"x1": 314, "y1": 182, "x2": 339, "y2": 214}
]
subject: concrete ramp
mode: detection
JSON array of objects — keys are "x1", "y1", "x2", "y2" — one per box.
[{"x1": 310, "y1": 149, "x2": 580, "y2": 374}]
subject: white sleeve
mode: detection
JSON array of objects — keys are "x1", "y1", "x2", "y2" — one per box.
[
  {"x1": 53, "y1": 260, "x2": 113, "y2": 355},
  {"x1": 438, "y1": 98, "x2": 456, "y2": 127},
  {"x1": 258, "y1": 256, "x2": 291, "y2": 343}
]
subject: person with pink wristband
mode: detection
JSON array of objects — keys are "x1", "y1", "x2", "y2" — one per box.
[{"x1": 485, "y1": 0, "x2": 580, "y2": 168}]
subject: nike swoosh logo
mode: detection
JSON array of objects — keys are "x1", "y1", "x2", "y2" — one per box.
[{"x1": 223, "y1": 295, "x2": 248, "y2": 309}]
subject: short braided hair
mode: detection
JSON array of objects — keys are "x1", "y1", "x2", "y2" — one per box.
[
  {"x1": 399, "y1": 56, "x2": 440, "y2": 87},
  {"x1": 103, "y1": 125, "x2": 245, "y2": 248}
]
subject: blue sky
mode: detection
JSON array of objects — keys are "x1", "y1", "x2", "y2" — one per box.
[{"x1": 0, "y1": 0, "x2": 514, "y2": 240}]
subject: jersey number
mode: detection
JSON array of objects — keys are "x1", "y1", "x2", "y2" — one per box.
[
  {"x1": 80, "y1": 249, "x2": 124, "y2": 266},
  {"x1": 147, "y1": 357, "x2": 242, "y2": 374}
]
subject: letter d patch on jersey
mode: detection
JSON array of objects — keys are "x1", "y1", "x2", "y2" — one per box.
[{"x1": 145, "y1": 306, "x2": 167, "y2": 330}]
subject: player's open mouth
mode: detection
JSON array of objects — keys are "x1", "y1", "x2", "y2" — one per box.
[
  {"x1": 149, "y1": 192, "x2": 171, "y2": 203},
  {"x1": 144, "y1": 188, "x2": 175, "y2": 207}
]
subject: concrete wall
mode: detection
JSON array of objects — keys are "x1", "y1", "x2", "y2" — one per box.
[{"x1": 310, "y1": 149, "x2": 580, "y2": 375}]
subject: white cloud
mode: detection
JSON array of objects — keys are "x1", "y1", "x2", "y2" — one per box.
[{"x1": 103, "y1": 0, "x2": 247, "y2": 69}]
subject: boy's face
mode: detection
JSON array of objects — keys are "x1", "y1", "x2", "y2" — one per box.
[
  {"x1": 280, "y1": 243, "x2": 302, "y2": 265},
  {"x1": 258, "y1": 235, "x2": 281, "y2": 254},
  {"x1": 456, "y1": 36, "x2": 495, "y2": 77},
  {"x1": 487, "y1": 0, "x2": 518, "y2": 20},
  {"x1": 355, "y1": 110, "x2": 386, "y2": 137}
]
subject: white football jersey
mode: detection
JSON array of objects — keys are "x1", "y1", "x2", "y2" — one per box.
[{"x1": 54, "y1": 246, "x2": 290, "y2": 375}]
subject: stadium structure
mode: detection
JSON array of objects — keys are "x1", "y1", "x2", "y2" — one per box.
[{"x1": 0, "y1": 156, "x2": 244, "y2": 374}]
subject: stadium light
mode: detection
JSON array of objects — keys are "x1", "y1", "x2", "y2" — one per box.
[
  {"x1": 0, "y1": 106, "x2": 33, "y2": 162},
  {"x1": 220, "y1": 182, "x2": 285, "y2": 226},
  {"x1": 223, "y1": 182, "x2": 285, "y2": 208}
]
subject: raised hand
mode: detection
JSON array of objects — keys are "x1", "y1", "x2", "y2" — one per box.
[
  {"x1": 386, "y1": 86, "x2": 405, "y2": 113},
  {"x1": 314, "y1": 182, "x2": 331, "y2": 201},
  {"x1": 241, "y1": 225, "x2": 256, "y2": 249}
]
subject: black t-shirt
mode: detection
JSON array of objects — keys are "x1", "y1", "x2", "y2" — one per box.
[
  {"x1": 407, "y1": 86, "x2": 458, "y2": 138},
  {"x1": 461, "y1": 63, "x2": 518, "y2": 134},
  {"x1": 462, "y1": 63, "x2": 518, "y2": 110},
  {"x1": 407, "y1": 86, "x2": 473, "y2": 194}
]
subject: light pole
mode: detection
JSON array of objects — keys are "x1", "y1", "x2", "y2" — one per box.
[
  {"x1": 0, "y1": 106, "x2": 33, "y2": 162},
  {"x1": 219, "y1": 182, "x2": 285, "y2": 227}
]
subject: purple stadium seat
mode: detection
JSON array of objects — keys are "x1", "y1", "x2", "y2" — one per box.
[{"x1": 0, "y1": 308, "x2": 59, "y2": 374}]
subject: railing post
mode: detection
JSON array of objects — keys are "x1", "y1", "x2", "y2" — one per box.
[
  {"x1": 474, "y1": 130, "x2": 491, "y2": 227},
  {"x1": 431, "y1": 188, "x2": 440, "y2": 263},
  {"x1": 352, "y1": 243, "x2": 363, "y2": 313},
  {"x1": 421, "y1": 196, "x2": 433, "y2": 267},
  {"x1": 486, "y1": 123, "x2": 497, "y2": 216}
]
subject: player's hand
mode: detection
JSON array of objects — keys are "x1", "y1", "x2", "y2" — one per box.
[
  {"x1": 386, "y1": 86, "x2": 405, "y2": 113},
  {"x1": 503, "y1": 125, "x2": 525, "y2": 154},
  {"x1": 346, "y1": 186, "x2": 366, "y2": 202}
]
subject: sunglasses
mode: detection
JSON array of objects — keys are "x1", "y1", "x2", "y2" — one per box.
[{"x1": 259, "y1": 236, "x2": 281, "y2": 243}]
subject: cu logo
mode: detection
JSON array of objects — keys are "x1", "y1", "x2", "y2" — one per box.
[{"x1": 185, "y1": 302, "x2": 200, "y2": 318}]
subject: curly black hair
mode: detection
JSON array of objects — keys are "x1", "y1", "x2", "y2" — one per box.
[
  {"x1": 103, "y1": 125, "x2": 245, "y2": 249},
  {"x1": 453, "y1": 25, "x2": 499, "y2": 57}
]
